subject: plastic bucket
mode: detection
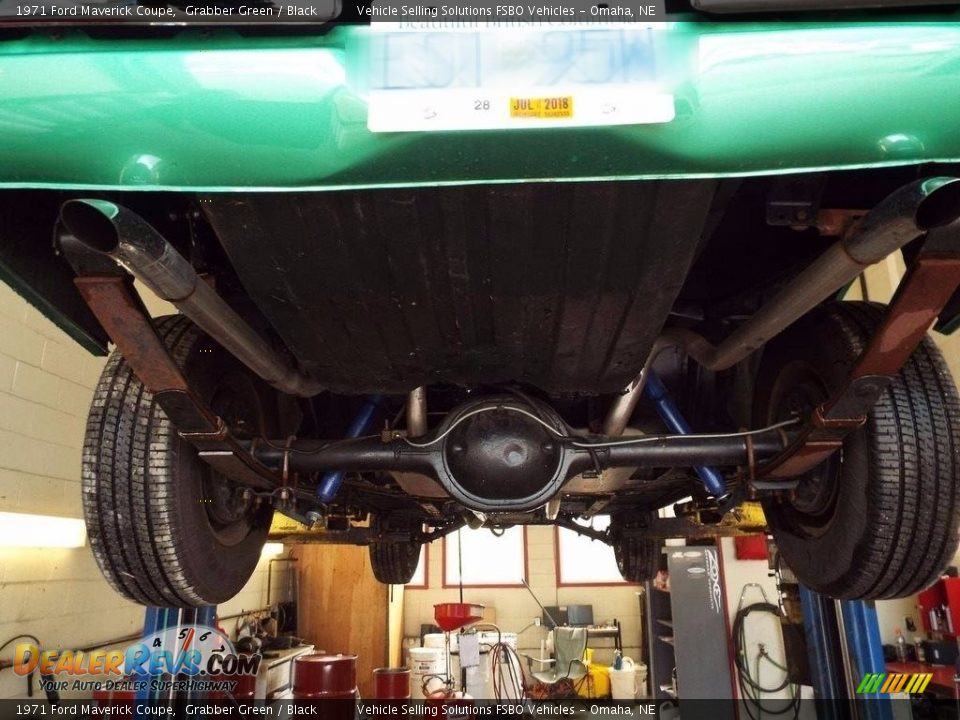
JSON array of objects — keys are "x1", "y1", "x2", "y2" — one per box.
[
  {"x1": 635, "y1": 661, "x2": 648, "y2": 698},
  {"x1": 409, "y1": 646, "x2": 445, "y2": 699},
  {"x1": 424, "y1": 633, "x2": 459, "y2": 690},
  {"x1": 585, "y1": 664, "x2": 611, "y2": 699},
  {"x1": 476, "y1": 632, "x2": 522, "y2": 700},
  {"x1": 610, "y1": 668, "x2": 638, "y2": 700}
]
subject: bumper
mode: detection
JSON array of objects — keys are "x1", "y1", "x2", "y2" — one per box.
[{"x1": 1, "y1": 18, "x2": 960, "y2": 190}]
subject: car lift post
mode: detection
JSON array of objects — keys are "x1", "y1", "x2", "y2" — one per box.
[
  {"x1": 800, "y1": 588, "x2": 891, "y2": 719},
  {"x1": 800, "y1": 587, "x2": 845, "y2": 704},
  {"x1": 839, "y1": 600, "x2": 891, "y2": 720},
  {"x1": 135, "y1": 605, "x2": 218, "y2": 720},
  {"x1": 135, "y1": 607, "x2": 180, "y2": 714}
]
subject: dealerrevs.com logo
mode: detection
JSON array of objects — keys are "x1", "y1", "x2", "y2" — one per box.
[
  {"x1": 13, "y1": 624, "x2": 260, "y2": 694},
  {"x1": 857, "y1": 672, "x2": 933, "y2": 695}
]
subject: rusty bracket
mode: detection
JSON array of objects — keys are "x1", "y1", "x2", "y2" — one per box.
[
  {"x1": 74, "y1": 276, "x2": 279, "y2": 490},
  {"x1": 757, "y1": 224, "x2": 960, "y2": 480}
]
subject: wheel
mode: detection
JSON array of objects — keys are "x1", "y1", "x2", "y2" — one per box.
[
  {"x1": 611, "y1": 514, "x2": 661, "y2": 583},
  {"x1": 83, "y1": 315, "x2": 278, "y2": 607},
  {"x1": 369, "y1": 541, "x2": 422, "y2": 584},
  {"x1": 754, "y1": 301, "x2": 960, "y2": 600}
]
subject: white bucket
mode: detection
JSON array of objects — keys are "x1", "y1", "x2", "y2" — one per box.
[
  {"x1": 471, "y1": 632, "x2": 523, "y2": 700},
  {"x1": 424, "y1": 633, "x2": 458, "y2": 651},
  {"x1": 635, "y1": 661, "x2": 648, "y2": 698},
  {"x1": 424, "y1": 633, "x2": 459, "y2": 691},
  {"x1": 610, "y1": 657, "x2": 640, "y2": 701},
  {"x1": 479, "y1": 631, "x2": 518, "y2": 650},
  {"x1": 409, "y1": 647, "x2": 445, "y2": 700},
  {"x1": 463, "y1": 649, "x2": 491, "y2": 699}
]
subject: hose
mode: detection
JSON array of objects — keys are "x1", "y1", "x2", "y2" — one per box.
[
  {"x1": 490, "y1": 642, "x2": 525, "y2": 701},
  {"x1": 0, "y1": 634, "x2": 43, "y2": 698},
  {"x1": 731, "y1": 602, "x2": 801, "y2": 720},
  {"x1": 472, "y1": 624, "x2": 525, "y2": 701}
]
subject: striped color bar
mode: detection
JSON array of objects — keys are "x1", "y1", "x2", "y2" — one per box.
[{"x1": 857, "y1": 673, "x2": 933, "y2": 694}]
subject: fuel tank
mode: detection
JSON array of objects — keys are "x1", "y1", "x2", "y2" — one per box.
[{"x1": 201, "y1": 179, "x2": 716, "y2": 394}]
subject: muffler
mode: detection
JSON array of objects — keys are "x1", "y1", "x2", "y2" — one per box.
[{"x1": 60, "y1": 199, "x2": 324, "y2": 398}]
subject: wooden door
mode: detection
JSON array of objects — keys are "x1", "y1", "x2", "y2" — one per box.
[{"x1": 293, "y1": 544, "x2": 389, "y2": 698}]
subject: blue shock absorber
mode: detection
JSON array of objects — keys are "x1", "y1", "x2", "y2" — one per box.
[
  {"x1": 642, "y1": 370, "x2": 727, "y2": 498},
  {"x1": 315, "y1": 394, "x2": 383, "y2": 503}
]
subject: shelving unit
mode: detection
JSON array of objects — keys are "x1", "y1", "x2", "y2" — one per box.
[
  {"x1": 643, "y1": 544, "x2": 737, "y2": 710},
  {"x1": 644, "y1": 582, "x2": 675, "y2": 700}
]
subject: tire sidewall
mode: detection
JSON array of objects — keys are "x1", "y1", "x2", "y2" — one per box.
[{"x1": 171, "y1": 331, "x2": 278, "y2": 604}]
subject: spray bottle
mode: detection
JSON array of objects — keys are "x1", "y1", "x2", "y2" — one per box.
[{"x1": 895, "y1": 629, "x2": 908, "y2": 662}]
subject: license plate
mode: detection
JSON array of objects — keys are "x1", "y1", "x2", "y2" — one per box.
[{"x1": 365, "y1": 24, "x2": 675, "y2": 132}]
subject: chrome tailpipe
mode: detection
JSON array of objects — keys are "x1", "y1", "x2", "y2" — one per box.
[{"x1": 60, "y1": 199, "x2": 325, "y2": 398}]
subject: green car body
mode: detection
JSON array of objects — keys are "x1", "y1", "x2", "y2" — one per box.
[{"x1": 0, "y1": 18, "x2": 959, "y2": 192}]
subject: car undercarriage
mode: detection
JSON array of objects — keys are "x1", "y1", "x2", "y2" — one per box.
[
  {"x1": 3, "y1": 19, "x2": 960, "y2": 608},
  {"x1": 7, "y1": 166, "x2": 951, "y2": 606}
]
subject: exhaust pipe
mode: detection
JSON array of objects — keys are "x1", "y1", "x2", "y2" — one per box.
[
  {"x1": 670, "y1": 176, "x2": 960, "y2": 372},
  {"x1": 604, "y1": 176, "x2": 960, "y2": 433},
  {"x1": 60, "y1": 199, "x2": 325, "y2": 398},
  {"x1": 406, "y1": 386, "x2": 428, "y2": 437}
]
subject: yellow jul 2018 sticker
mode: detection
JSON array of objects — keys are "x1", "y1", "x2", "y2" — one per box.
[{"x1": 510, "y1": 96, "x2": 574, "y2": 119}]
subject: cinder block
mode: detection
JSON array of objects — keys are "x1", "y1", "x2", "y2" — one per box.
[
  {"x1": 0, "y1": 391, "x2": 84, "y2": 450},
  {"x1": 11, "y1": 362, "x2": 61, "y2": 409},
  {"x1": 80, "y1": 355, "x2": 107, "y2": 390},
  {"x1": 56, "y1": 379, "x2": 93, "y2": 418},
  {"x1": 528, "y1": 571, "x2": 555, "y2": 589},
  {"x1": 14, "y1": 475, "x2": 72, "y2": 516},
  {"x1": 0, "y1": 353, "x2": 16, "y2": 393},
  {"x1": 39, "y1": 444, "x2": 82, "y2": 483},
  {"x1": 41, "y1": 340, "x2": 88, "y2": 387},
  {"x1": 0, "y1": 430, "x2": 51, "y2": 475},
  {"x1": 0, "y1": 315, "x2": 44, "y2": 367},
  {"x1": 22, "y1": 304, "x2": 74, "y2": 344},
  {"x1": 0, "y1": 467, "x2": 23, "y2": 513},
  {"x1": 43, "y1": 547, "x2": 101, "y2": 583},
  {"x1": 526, "y1": 526, "x2": 554, "y2": 546},
  {"x1": 527, "y1": 543, "x2": 554, "y2": 562},
  {"x1": 64, "y1": 580, "x2": 120, "y2": 615},
  {"x1": 0, "y1": 282, "x2": 26, "y2": 321},
  {"x1": 0, "y1": 583, "x2": 30, "y2": 623},
  {"x1": 0, "y1": 546, "x2": 56, "y2": 584}
]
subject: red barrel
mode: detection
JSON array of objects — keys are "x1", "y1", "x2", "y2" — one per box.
[
  {"x1": 373, "y1": 667, "x2": 411, "y2": 699},
  {"x1": 293, "y1": 653, "x2": 358, "y2": 700},
  {"x1": 231, "y1": 668, "x2": 257, "y2": 700}
]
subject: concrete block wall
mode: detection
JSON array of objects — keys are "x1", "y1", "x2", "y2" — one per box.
[
  {"x1": 403, "y1": 526, "x2": 643, "y2": 668},
  {"x1": 0, "y1": 280, "x2": 290, "y2": 700}
]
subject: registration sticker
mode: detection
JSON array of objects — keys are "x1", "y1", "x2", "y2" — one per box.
[{"x1": 510, "y1": 96, "x2": 574, "y2": 119}]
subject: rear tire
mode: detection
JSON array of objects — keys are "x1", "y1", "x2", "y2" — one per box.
[
  {"x1": 83, "y1": 315, "x2": 277, "y2": 607},
  {"x1": 754, "y1": 301, "x2": 960, "y2": 600},
  {"x1": 611, "y1": 514, "x2": 661, "y2": 583},
  {"x1": 369, "y1": 541, "x2": 422, "y2": 584}
]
